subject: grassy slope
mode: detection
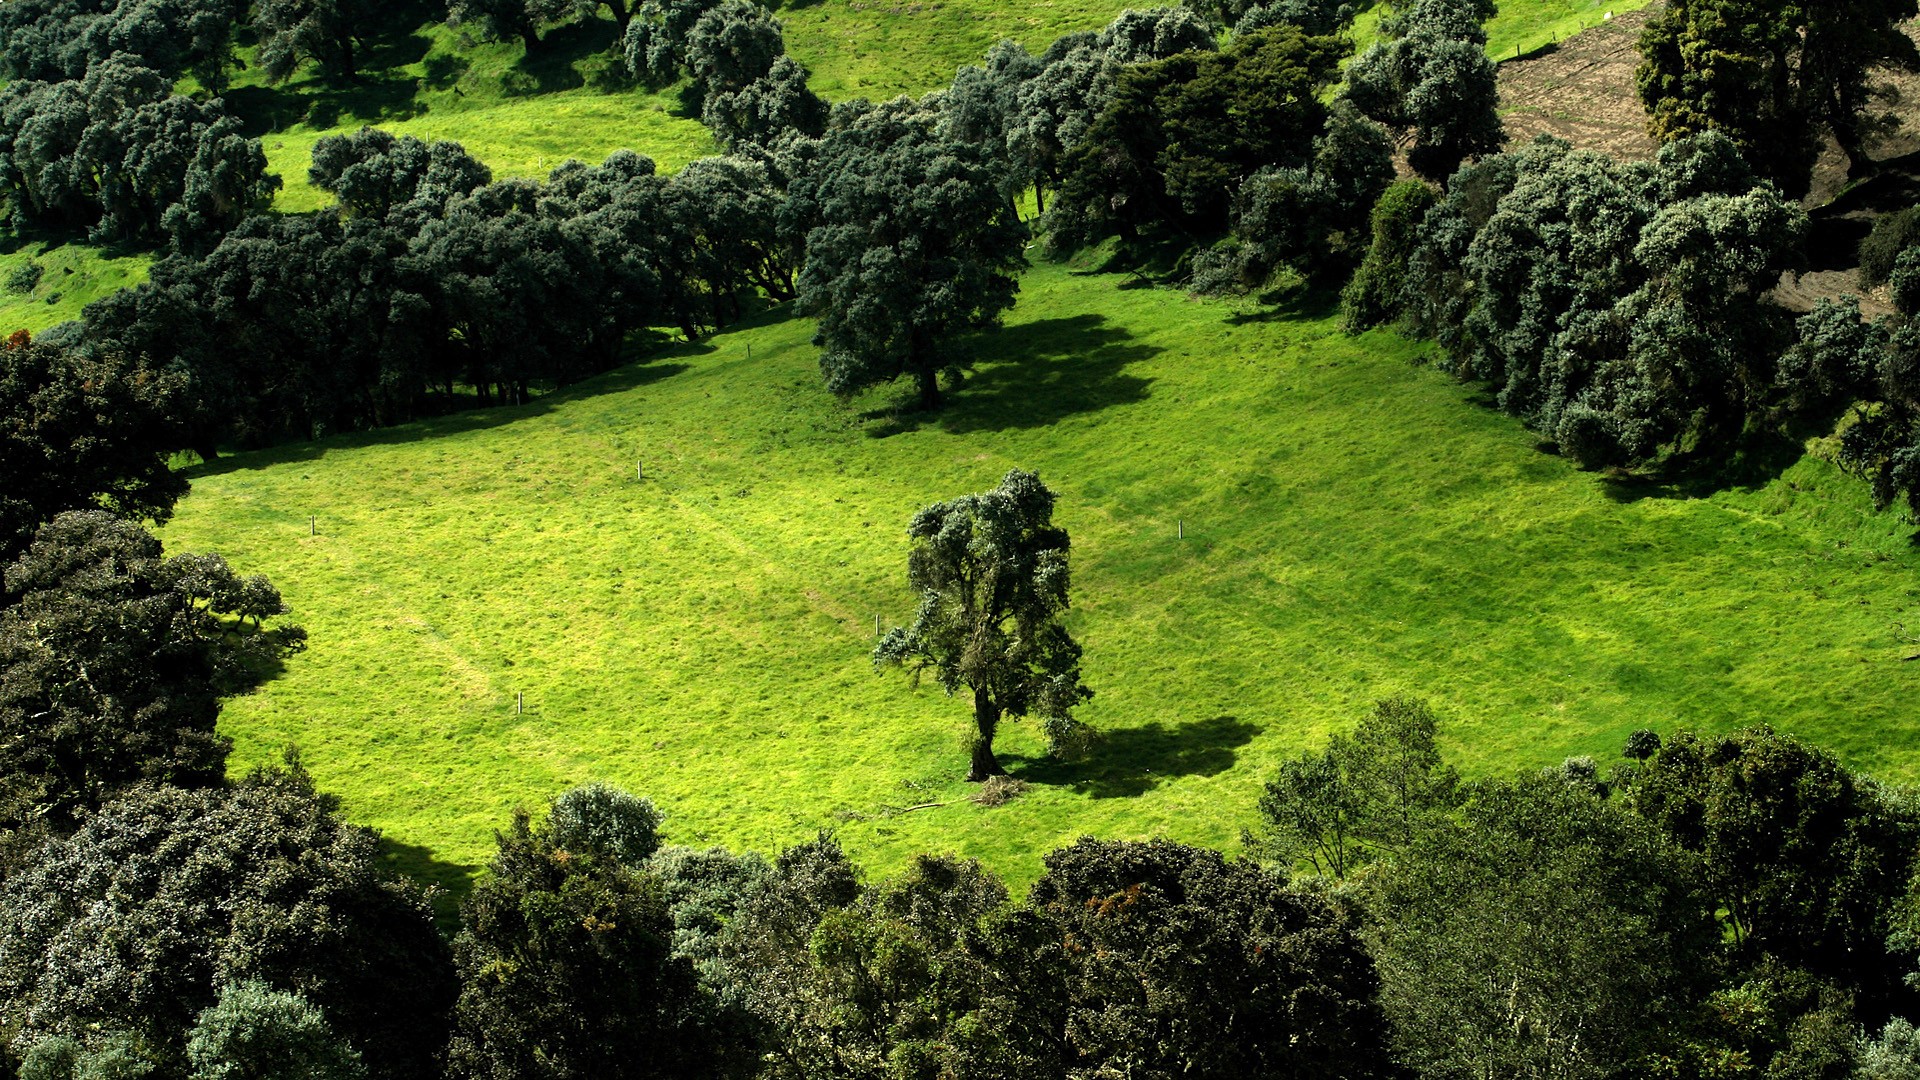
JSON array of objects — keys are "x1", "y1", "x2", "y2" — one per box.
[
  {"x1": 0, "y1": 239, "x2": 149, "y2": 334},
  {"x1": 160, "y1": 261, "x2": 1920, "y2": 894}
]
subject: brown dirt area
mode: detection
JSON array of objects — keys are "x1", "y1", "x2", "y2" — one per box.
[
  {"x1": 1493, "y1": 5, "x2": 1920, "y2": 313},
  {"x1": 1497, "y1": 6, "x2": 1660, "y2": 162}
]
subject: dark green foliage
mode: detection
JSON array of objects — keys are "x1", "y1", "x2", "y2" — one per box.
[
  {"x1": 445, "y1": 0, "x2": 575, "y2": 51},
  {"x1": 1047, "y1": 25, "x2": 1343, "y2": 253},
  {"x1": 0, "y1": 55, "x2": 278, "y2": 250},
  {"x1": 0, "y1": 765, "x2": 454, "y2": 1079},
  {"x1": 0, "y1": 0, "x2": 243, "y2": 87},
  {"x1": 679, "y1": 3, "x2": 825, "y2": 150},
  {"x1": 1345, "y1": 0, "x2": 1502, "y2": 181},
  {"x1": 1836, "y1": 325, "x2": 1920, "y2": 519},
  {"x1": 940, "y1": 40, "x2": 1042, "y2": 209},
  {"x1": 1340, "y1": 178, "x2": 1436, "y2": 332},
  {"x1": 1638, "y1": 0, "x2": 1920, "y2": 196},
  {"x1": 717, "y1": 834, "x2": 863, "y2": 1070},
  {"x1": 666, "y1": 154, "x2": 802, "y2": 301},
  {"x1": 748, "y1": 853, "x2": 1012, "y2": 1078},
  {"x1": 1093, "y1": 7, "x2": 1216, "y2": 65},
  {"x1": 446, "y1": 798, "x2": 732, "y2": 1080},
  {"x1": 548, "y1": 782, "x2": 664, "y2": 864},
  {"x1": 1625, "y1": 726, "x2": 1920, "y2": 1013},
  {"x1": 0, "y1": 512, "x2": 302, "y2": 832},
  {"x1": 1398, "y1": 132, "x2": 1805, "y2": 468},
  {"x1": 309, "y1": 128, "x2": 494, "y2": 219},
  {"x1": 17, "y1": 1032, "x2": 161, "y2": 1080},
  {"x1": 792, "y1": 101, "x2": 1027, "y2": 410},
  {"x1": 1779, "y1": 296, "x2": 1886, "y2": 409},
  {"x1": 0, "y1": 334, "x2": 188, "y2": 560},
  {"x1": 1245, "y1": 696, "x2": 1460, "y2": 880},
  {"x1": 621, "y1": 0, "x2": 723, "y2": 86},
  {"x1": 1007, "y1": 33, "x2": 1113, "y2": 216},
  {"x1": 875, "y1": 469, "x2": 1091, "y2": 781},
  {"x1": 4, "y1": 260, "x2": 44, "y2": 295},
  {"x1": 185, "y1": 982, "x2": 366, "y2": 1080},
  {"x1": 1232, "y1": 0, "x2": 1356, "y2": 36},
  {"x1": 253, "y1": 0, "x2": 379, "y2": 83},
  {"x1": 1027, "y1": 837, "x2": 1393, "y2": 1079},
  {"x1": 1862, "y1": 208, "x2": 1920, "y2": 288},
  {"x1": 1196, "y1": 101, "x2": 1395, "y2": 292},
  {"x1": 1369, "y1": 771, "x2": 1720, "y2": 1079},
  {"x1": 85, "y1": 137, "x2": 784, "y2": 447}
]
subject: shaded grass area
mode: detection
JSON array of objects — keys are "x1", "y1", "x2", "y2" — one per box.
[
  {"x1": 160, "y1": 261, "x2": 1920, "y2": 896},
  {"x1": 0, "y1": 237, "x2": 149, "y2": 333}
]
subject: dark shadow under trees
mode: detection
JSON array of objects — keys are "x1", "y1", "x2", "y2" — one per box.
[
  {"x1": 863, "y1": 313, "x2": 1158, "y2": 437},
  {"x1": 1005, "y1": 714, "x2": 1258, "y2": 798}
]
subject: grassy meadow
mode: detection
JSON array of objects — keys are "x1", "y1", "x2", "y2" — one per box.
[{"x1": 160, "y1": 260, "x2": 1920, "y2": 894}]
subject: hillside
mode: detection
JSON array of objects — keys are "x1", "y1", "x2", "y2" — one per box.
[
  {"x1": 158, "y1": 259, "x2": 1920, "y2": 892},
  {"x1": 0, "y1": 0, "x2": 1652, "y2": 333}
]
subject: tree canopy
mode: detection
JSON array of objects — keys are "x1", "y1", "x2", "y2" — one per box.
[
  {"x1": 792, "y1": 101, "x2": 1028, "y2": 410},
  {"x1": 1638, "y1": 0, "x2": 1920, "y2": 195},
  {"x1": 875, "y1": 469, "x2": 1092, "y2": 780}
]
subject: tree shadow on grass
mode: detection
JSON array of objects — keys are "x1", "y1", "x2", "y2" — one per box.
[
  {"x1": 226, "y1": 72, "x2": 427, "y2": 136},
  {"x1": 864, "y1": 314, "x2": 1157, "y2": 437},
  {"x1": 1223, "y1": 282, "x2": 1344, "y2": 325},
  {"x1": 1599, "y1": 402, "x2": 1853, "y2": 504},
  {"x1": 184, "y1": 360, "x2": 691, "y2": 479},
  {"x1": 1004, "y1": 714, "x2": 1258, "y2": 798},
  {"x1": 379, "y1": 837, "x2": 483, "y2": 929},
  {"x1": 504, "y1": 19, "x2": 622, "y2": 96}
]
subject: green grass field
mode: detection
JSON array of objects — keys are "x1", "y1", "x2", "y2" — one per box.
[
  {"x1": 0, "y1": 238, "x2": 149, "y2": 334},
  {"x1": 159, "y1": 261, "x2": 1920, "y2": 894}
]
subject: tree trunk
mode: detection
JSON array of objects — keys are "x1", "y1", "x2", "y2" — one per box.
[
  {"x1": 607, "y1": 0, "x2": 631, "y2": 32},
  {"x1": 917, "y1": 366, "x2": 941, "y2": 411},
  {"x1": 968, "y1": 686, "x2": 1006, "y2": 781},
  {"x1": 1034, "y1": 181, "x2": 1046, "y2": 216},
  {"x1": 520, "y1": 23, "x2": 541, "y2": 53},
  {"x1": 336, "y1": 33, "x2": 357, "y2": 81}
]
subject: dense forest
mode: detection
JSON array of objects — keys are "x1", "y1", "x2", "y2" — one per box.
[{"x1": 10, "y1": 0, "x2": 1920, "y2": 1075}]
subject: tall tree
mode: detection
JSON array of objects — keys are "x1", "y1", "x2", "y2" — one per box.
[
  {"x1": 1625, "y1": 726, "x2": 1920, "y2": 1014},
  {"x1": 792, "y1": 101, "x2": 1027, "y2": 410},
  {"x1": 1638, "y1": 0, "x2": 1920, "y2": 196},
  {"x1": 0, "y1": 333, "x2": 188, "y2": 562},
  {"x1": 1046, "y1": 25, "x2": 1343, "y2": 251},
  {"x1": 1370, "y1": 771, "x2": 1720, "y2": 1079},
  {"x1": 0, "y1": 512, "x2": 304, "y2": 832},
  {"x1": 875, "y1": 469, "x2": 1092, "y2": 780},
  {"x1": 1245, "y1": 697, "x2": 1461, "y2": 880},
  {"x1": 1344, "y1": 0, "x2": 1504, "y2": 180},
  {"x1": 445, "y1": 0, "x2": 574, "y2": 52},
  {"x1": 253, "y1": 0, "x2": 378, "y2": 84},
  {"x1": 447, "y1": 793, "x2": 734, "y2": 1080},
  {"x1": 1028, "y1": 838, "x2": 1394, "y2": 1078}
]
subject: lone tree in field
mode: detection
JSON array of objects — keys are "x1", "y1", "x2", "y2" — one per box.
[
  {"x1": 792, "y1": 102, "x2": 1028, "y2": 411},
  {"x1": 875, "y1": 469, "x2": 1092, "y2": 781}
]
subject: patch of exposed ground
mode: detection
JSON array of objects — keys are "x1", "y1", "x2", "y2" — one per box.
[
  {"x1": 1496, "y1": 5, "x2": 1920, "y2": 312},
  {"x1": 1496, "y1": 5, "x2": 1660, "y2": 161}
]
